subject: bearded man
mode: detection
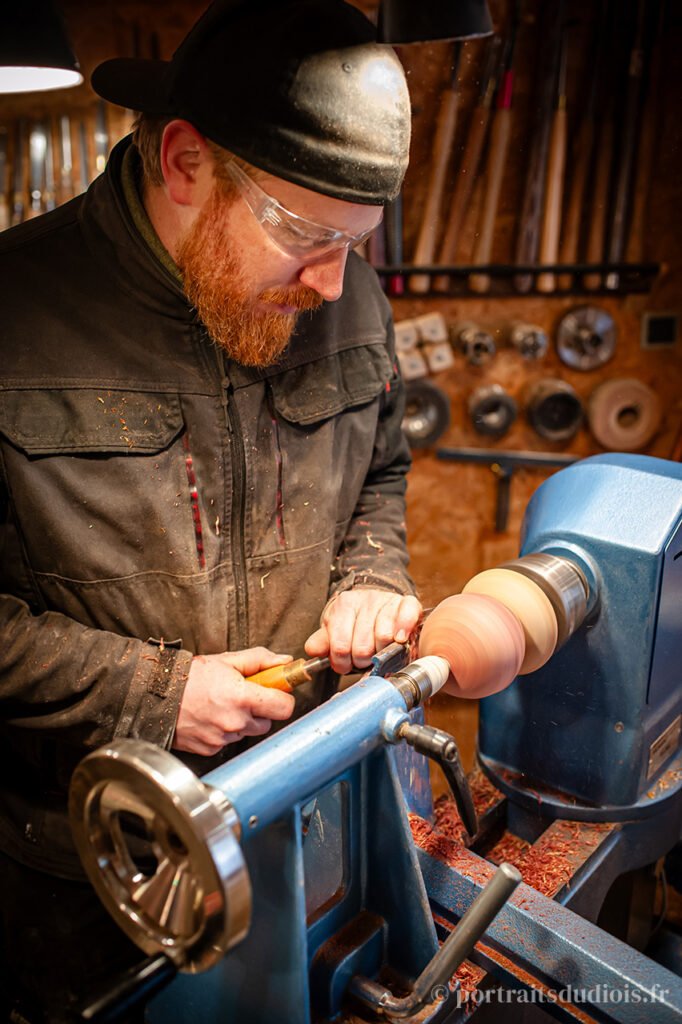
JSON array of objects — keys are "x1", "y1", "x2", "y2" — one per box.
[{"x1": 0, "y1": 0, "x2": 420, "y2": 1019}]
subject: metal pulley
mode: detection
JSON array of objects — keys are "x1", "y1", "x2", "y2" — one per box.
[
  {"x1": 510, "y1": 322, "x2": 548, "y2": 361},
  {"x1": 468, "y1": 384, "x2": 517, "y2": 438},
  {"x1": 454, "y1": 323, "x2": 496, "y2": 366},
  {"x1": 526, "y1": 378, "x2": 583, "y2": 442},
  {"x1": 402, "y1": 379, "x2": 451, "y2": 448},
  {"x1": 69, "y1": 741, "x2": 251, "y2": 973},
  {"x1": 556, "y1": 306, "x2": 617, "y2": 371}
]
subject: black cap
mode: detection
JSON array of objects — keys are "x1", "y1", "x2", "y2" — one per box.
[{"x1": 92, "y1": 0, "x2": 411, "y2": 204}]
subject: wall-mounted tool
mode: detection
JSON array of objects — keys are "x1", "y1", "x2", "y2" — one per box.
[
  {"x1": 469, "y1": 3, "x2": 520, "y2": 294},
  {"x1": 44, "y1": 119, "x2": 56, "y2": 211},
  {"x1": 0, "y1": 127, "x2": 8, "y2": 230},
  {"x1": 402, "y1": 379, "x2": 451, "y2": 449},
  {"x1": 58, "y1": 114, "x2": 74, "y2": 204},
  {"x1": 11, "y1": 119, "x2": 26, "y2": 225},
  {"x1": 454, "y1": 323, "x2": 496, "y2": 366},
  {"x1": 514, "y1": 2, "x2": 564, "y2": 292},
  {"x1": 468, "y1": 384, "x2": 517, "y2": 438},
  {"x1": 94, "y1": 100, "x2": 110, "y2": 175},
  {"x1": 626, "y1": 3, "x2": 666, "y2": 266},
  {"x1": 384, "y1": 194, "x2": 404, "y2": 296},
  {"x1": 409, "y1": 42, "x2": 463, "y2": 294},
  {"x1": 556, "y1": 306, "x2": 616, "y2": 370},
  {"x1": 606, "y1": 0, "x2": 647, "y2": 290},
  {"x1": 588, "y1": 377, "x2": 661, "y2": 451},
  {"x1": 434, "y1": 34, "x2": 502, "y2": 291},
  {"x1": 557, "y1": 1, "x2": 607, "y2": 289},
  {"x1": 28, "y1": 121, "x2": 48, "y2": 217},
  {"x1": 78, "y1": 119, "x2": 90, "y2": 192},
  {"x1": 436, "y1": 446, "x2": 577, "y2": 532},
  {"x1": 526, "y1": 378, "x2": 583, "y2": 442},
  {"x1": 509, "y1": 322, "x2": 548, "y2": 360},
  {"x1": 536, "y1": 17, "x2": 568, "y2": 293}
]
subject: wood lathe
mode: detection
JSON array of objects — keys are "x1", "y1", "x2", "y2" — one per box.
[{"x1": 69, "y1": 453, "x2": 682, "y2": 1023}]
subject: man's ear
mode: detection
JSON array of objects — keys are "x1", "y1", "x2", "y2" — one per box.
[{"x1": 160, "y1": 120, "x2": 211, "y2": 206}]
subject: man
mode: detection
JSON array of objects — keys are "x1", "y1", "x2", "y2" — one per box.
[{"x1": 0, "y1": 0, "x2": 420, "y2": 1018}]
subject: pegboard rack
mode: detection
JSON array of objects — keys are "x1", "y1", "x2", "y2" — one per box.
[{"x1": 374, "y1": 262, "x2": 660, "y2": 299}]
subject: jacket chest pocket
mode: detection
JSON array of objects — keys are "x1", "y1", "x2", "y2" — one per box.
[
  {"x1": 0, "y1": 388, "x2": 195, "y2": 584},
  {"x1": 255, "y1": 343, "x2": 394, "y2": 551}
]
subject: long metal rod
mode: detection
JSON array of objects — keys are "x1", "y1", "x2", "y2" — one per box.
[
  {"x1": 419, "y1": 847, "x2": 682, "y2": 1022},
  {"x1": 437, "y1": 447, "x2": 578, "y2": 469},
  {"x1": 349, "y1": 863, "x2": 521, "y2": 1017}
]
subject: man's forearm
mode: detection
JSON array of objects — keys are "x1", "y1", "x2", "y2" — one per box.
[{"x1": 0, "y1": 593, "x2": 191, "y2": 748}]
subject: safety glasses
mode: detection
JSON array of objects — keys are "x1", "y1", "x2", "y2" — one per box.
[{"x1": 222, "y1": 160, "x2": 381, "y2": 261}]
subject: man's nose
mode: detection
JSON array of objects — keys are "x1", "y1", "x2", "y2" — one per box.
[{"x1": 298, "y1": 248, "x2": 348, "y2": 302}]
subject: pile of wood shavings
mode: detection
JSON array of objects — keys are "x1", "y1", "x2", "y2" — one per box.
[
  {"x1": 425, "y1": 798, "x2": 601, "y2": 899},
  {"x1": 454, "y1": 961, "x2": 486, "y2": 1006},
  {"x1": 411, "y1": 789, "x2": 612, "y2": 1007}
]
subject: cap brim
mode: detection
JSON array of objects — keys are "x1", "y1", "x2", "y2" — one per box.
[{"x1": 91, "y1": 58, "x2": 173, "y2": 114}]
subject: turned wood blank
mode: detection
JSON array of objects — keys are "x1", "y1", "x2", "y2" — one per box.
[
  {"x1": 418, "y1": 593, "x2": 525, "y2": 699},
  {"x1": 463, "y1": 568, "x2": 558, "y2": 674}
]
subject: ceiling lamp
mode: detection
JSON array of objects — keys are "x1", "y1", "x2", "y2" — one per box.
[
  {"x1": 378, "y1": 0, "x2": 493, "y2": 44},
  {"x1": 0, "y1": 0, "x2": 83, "y2": 94}
]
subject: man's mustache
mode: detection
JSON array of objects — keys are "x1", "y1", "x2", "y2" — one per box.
[{"x1": 260, "y1": 285, "x2": 323, "y2": 312}]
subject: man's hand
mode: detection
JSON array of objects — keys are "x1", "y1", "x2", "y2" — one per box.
[
  {"x1": 304, "y1": 589, "x2": 422, "y2": 675},
  {"x1": 173, "y1": 647, "x2": 296, "y2": 756}
]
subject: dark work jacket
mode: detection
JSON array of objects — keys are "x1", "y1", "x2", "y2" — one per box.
[{"x1": 0, "y1": 138, "x2": 414, "y2": 878}]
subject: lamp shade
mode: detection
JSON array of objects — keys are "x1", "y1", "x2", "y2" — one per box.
[
  {"x1": 0, "y1": 0, "x2": 82, "y2": 94},
  {"x1": 378, "y1": 0, "x2": 493, "y2": 44}
]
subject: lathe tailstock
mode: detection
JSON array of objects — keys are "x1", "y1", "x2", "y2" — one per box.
[{"x1": 69, "y1": 454, "x2": 682, "y2": 1023}]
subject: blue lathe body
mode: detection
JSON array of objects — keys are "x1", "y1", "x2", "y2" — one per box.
[
  {"x1": 480, "y1": 454, "x2": 682, "y2": 814},
  {"x1": 70, "y1": 455, "x2": 682, "y2": 1023}
]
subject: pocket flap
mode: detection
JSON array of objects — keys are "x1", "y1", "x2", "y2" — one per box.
[
  {"x1": 271, "y1": 344, "x2": 393, "y2": 426},
  {"x1": 0, "y1": 389, "x2": 183, "y2": 454}
]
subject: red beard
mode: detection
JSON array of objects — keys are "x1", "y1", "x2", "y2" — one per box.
[{"x1": 176, "y1": 183, "x2": 322, "y2": 367}]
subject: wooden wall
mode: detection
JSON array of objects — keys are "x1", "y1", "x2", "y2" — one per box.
[
  {"x1": 390, "y1": 1, "x2": 682, "y2": 769},
  {"x1": 2, "y1": 0, "x2": 681, "y2": 770},
  {"x1": 392, "y1": 1, "x2": 682, "y2": 607}
]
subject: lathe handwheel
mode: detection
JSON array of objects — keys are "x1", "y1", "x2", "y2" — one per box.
[{"x1": 69, "y1": 740, "x2": 251, "y2": 973}]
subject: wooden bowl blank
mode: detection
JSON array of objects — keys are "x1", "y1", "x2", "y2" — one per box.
[
  {"x1": 418, "y1": 593, "x2": 525, "y2": 699},
  {"x1": 462, "y1": 568, "x2": 558, "y2": 674}
]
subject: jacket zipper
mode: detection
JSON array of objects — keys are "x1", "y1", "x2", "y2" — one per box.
[
  {"x1": 265, "y1": 381, "x2": 286, "y2": 549},
  {"x1": 215, "y1": 348, "x2": 249, "y2": 650}
]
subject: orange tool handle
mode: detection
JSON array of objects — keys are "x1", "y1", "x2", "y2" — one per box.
[{"x1": 245, "y1": 658, "x2": 315, "y2": 693}]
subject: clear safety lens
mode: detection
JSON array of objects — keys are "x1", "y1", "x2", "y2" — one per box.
[{"x1": 223, "y1": 160, "x2": 380, "y2": 260}]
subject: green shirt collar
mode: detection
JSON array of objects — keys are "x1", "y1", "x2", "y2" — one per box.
[{"x1": 120, "y1": 144, "x2": 183, "y2": 283}]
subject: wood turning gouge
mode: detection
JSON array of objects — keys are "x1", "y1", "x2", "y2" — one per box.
[{"x1": 245, "y1": 656, "x2": 330, "y2": 692}]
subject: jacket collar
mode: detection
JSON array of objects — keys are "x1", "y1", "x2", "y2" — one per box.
[
  {"x1": 120, "y1": 142, "x2": 182, "y2": 284},
  {"x1": 78, "y1": 135, "x2": 194, "y2": 320}
]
